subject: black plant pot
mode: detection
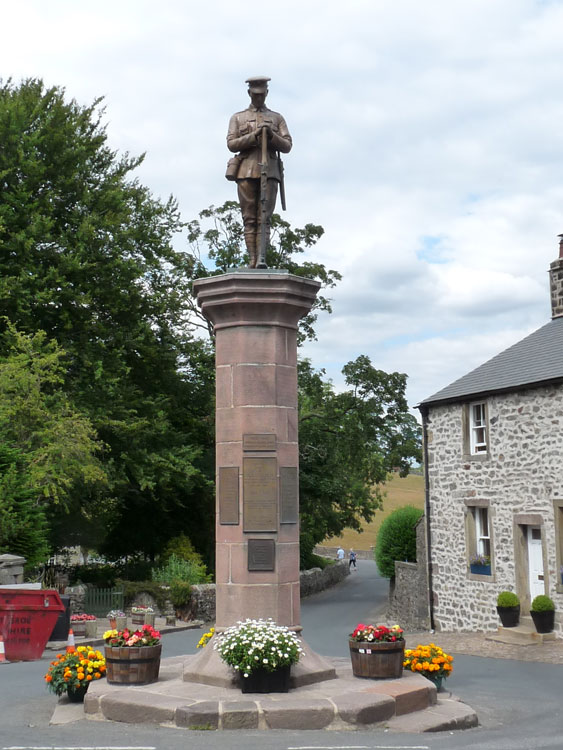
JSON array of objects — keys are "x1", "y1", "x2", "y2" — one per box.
[
  {"x1": 497, "y1": 605, "x2": 520, "y2": 628},
  {"x1": 530, "y1": 609, "x2": 555, "y2": 634},
  {"x1": 239, "y1": 665, "x2": 290, "y2": 693}
]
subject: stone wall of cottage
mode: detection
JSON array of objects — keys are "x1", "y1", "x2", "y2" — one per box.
[
  {"x1": 387, "y1": 516, "x2": 431, "y2": 631},
  {"x1": 426, "y1": 383, "x2": 563, "y2": 633}
]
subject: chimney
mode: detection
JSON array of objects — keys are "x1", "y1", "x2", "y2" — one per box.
[{"x1": 550, "y1": 235, "x2": 563, "y2": 319}]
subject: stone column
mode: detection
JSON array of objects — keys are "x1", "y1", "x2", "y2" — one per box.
[{"x1": 184, "y1": 270, "x2": 336, "y2": 687}]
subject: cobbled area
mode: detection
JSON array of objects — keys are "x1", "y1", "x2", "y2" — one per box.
[{"x1": 406, "y1": 630, "x2": 563, "y2": 664}]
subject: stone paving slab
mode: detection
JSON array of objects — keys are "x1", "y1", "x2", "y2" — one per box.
[{"x1": 82, "y1": 654, "x2": 476, "y2": 732}]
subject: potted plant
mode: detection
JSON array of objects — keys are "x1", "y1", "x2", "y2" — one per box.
[
  {"x1": 530, "y1": 595, "x2": 555, "y2": 633},
  {"x1": 349, "y1": 623, "x2": 405, "y2": 679},
  {"x1": 214, "y1": 619, "x2": 303, "y2": 693},
  {"x1": 70, "y1": 613, "x2": 97, "y2": 639},
  {"x1": 131, "y1": 605, "x2": 155, "y2": 626},
  {"x1": 107, "y1": 610, "x2": 126, "y2": 630},
  {"x1": 469, "y1": 554, "x2": 491, "y2": 575},
  {"x1": 44, "y1": 645, "x2": 106, "y2": 702},
  {"x1": 496, "y1": 591, "x2": 520, "y2": 628},
  {"x1": 103, "y1": 624, "x2": 162, "y2": 685},
  {"x1": 403, "y1": 643, "x2": 454, "y2": 691}
]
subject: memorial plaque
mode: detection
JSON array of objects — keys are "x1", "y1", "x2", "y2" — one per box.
[
  {"x1": 243, "y1": 457, "x2": 277, "y2": 532},
  {"x1": 248, "y1": 539, "x2": 276, "y2": 571},
  {"x1": 219, "y1": 466, "x2": 239, "y2": 525},
  {"x1": 243, "y1": 433, "x2": 276, "y2": 452},
  {"x1": 280, "y1": 466, "x2": 298, "y2": 524}
]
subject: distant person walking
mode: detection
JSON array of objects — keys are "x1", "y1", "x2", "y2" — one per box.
[
  {"x1": 337, "y1": 546, "x2": 345, "y2": 561},
  {"x1": 349, "y1": 549, "x2": 357, "y2": 570}
]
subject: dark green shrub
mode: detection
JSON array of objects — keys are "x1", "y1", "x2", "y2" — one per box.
[
  {"x1": 531, "y1": 594, "x2": 555, "y2": 612},
  {"x1": 375, "y1": 505, "x2": 423, "y2": 578},
  {"x1": 497, "y1": 591, "x2": 519, "y2": 608},
  {"x1": 170, "y1": 581, "x2": 192, "y2": 608},
  {"x1": 119, "y1": 580, "x2": 168, "y2": 613},
  {"x1": 70, "y1": 564, "x2": 117, "y2": 588}
]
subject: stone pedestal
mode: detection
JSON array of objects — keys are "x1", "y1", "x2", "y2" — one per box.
[{"x1": 184, "y1": 270, "x2": 336, "y2": 687}]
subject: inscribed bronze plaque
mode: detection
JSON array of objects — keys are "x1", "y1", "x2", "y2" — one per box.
[
  {"x1": 248, "y1": 539, "x2": 275, "y2": 571},
  {"x1": 280, "y1": 466, "x2": 298, "y2": 524},
  {"x1": 243, "y1": 433, "x2": 276, "y2": 452},
  {"x1": 243, "y1": 457, "x2": 277, "y2": 532},
  {"x1": 219, "y1": 467, "x2": 239, "y2": 525}
]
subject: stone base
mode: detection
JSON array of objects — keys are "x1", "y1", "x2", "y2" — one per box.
[{"x1": 183, "y1": 636, "x2": 336, "y2": 688}]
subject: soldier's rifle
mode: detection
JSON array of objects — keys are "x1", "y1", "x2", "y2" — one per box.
[{"x1": 257, "y1": 125, "x2": 269, "y2": 268}]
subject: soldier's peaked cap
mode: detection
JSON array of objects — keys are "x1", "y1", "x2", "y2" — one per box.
[{"x1": 246, "y1": 76, "x2": 270, "y2": 92}]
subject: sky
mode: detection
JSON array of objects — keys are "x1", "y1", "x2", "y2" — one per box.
[{"x1": 3, "y1": 0, "x2": 563, "y2": 412}]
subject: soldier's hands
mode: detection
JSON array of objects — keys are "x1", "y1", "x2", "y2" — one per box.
[{"x1": 256, "y1": 124, "x2": 272, "y2": 140}]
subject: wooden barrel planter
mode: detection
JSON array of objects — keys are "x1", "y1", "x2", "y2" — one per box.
[
  {"x1": 105, "y1": 644, "x2": 162, "y2": 685},
  {"x1": 349, "y1": 639, "x2": 405, "y2": 679}
]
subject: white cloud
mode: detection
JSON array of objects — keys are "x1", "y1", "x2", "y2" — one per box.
[{"x1": 2, "y1": 0, "x2": 562, "y2": 411}]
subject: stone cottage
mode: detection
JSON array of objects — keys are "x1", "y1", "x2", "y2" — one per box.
[{"x1": 417, "y1": 239, "x2": 563, "y2": 634}]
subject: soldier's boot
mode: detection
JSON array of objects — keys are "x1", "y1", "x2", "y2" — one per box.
[{"x1": 245, "y1": 230, "x2": 257, "y2": 268}]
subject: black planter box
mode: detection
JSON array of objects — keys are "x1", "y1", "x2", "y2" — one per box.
[
  {"x1": 497, "y1": 605, "x2": 520, "y2": 628},
  {"x1": 239, "y1": 665, "x2": 290, "y2": 693}
]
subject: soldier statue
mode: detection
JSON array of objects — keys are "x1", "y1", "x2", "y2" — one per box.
[{"x1": 226, "y1": 76, "x2": 292, "y2": 268}]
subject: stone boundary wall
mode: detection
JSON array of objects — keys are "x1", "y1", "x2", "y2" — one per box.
[
  {"x1": 188, "y1": 561, "x2": 350, "y2": 623},
  {"x1": 387, "y1": 516, "x2": 431, "y2": 631}
]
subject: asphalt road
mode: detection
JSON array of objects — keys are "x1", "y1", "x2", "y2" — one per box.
[{"x1": 1, "y1": 561, "x2": 563, "y2": 749}]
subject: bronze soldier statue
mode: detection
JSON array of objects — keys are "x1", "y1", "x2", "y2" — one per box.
[{"x1": 226, "y1": 76, "x2": 292, "y2": 268}]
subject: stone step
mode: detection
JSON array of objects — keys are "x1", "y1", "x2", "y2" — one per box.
[
  {"x1": 486, "y1": 623, "x2": 556, "y2": 646},
  {"x1": 384, "y1": 692, "x2": 478, "y2": 733}
]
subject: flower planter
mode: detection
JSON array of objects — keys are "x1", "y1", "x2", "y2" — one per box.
[
  {"x1": 470, "y1": 563, "x2": 491, "y2": 575},
  {"x1": 349, "y1": 639, "x2": 405, "y2": 679},
  {"x1": 239, "y1": 665, "x2": 290, "y2": 693},
  {"x1": 497, "y1": 605, "x2": 520, "y2": 628},
  {"x1": 423, "y1": 673, "x2": 444, "y2": 691},
  {"x1": 530, "y1": 609, "x2": 555, "y2": 634},
  {"x1": 131, "y1": 614, "x2": 145, "y2": 626},
  {"x1": 116, "y1": 616, "x2": 127, "y2": 630},
  {"x1": 105, "y1": 644, "x2": 162, "y2": 685},
  {"x1": 67, "y1": 683, "x2": 89, "y2": 703},
  {"x1": 70, "y1": 619, "x2": 97, "y2": 638}
]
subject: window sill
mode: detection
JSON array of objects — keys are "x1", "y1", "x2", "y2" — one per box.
[
  {"x1": 468, "y1": 572, "x2": 495, "y2": 582},
  {"x1": 462, "y1": 453, "x2": 490, "y2": 462}
]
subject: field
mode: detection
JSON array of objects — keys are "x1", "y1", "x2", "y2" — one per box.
[{"x1": 319, "y1": 472, "x2": 425, "y2": 552}]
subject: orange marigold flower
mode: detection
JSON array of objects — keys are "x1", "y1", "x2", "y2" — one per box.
[
  {"x1": 86, "y1": 674, "x2": 93, "y2": 681},
  {"x1": 94, "y1": 672, "x2": 101, "y2": 679},
  {"x1": 45, "y1": 675, "x2": 52, "y2": 682}
]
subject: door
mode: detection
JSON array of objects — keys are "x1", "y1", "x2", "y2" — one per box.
[{"x1": 527, "y1": 526, "x2": 545, "y2": 600}]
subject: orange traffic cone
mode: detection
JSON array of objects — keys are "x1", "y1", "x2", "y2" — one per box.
[
  {"x1": 0, "y1": 635, "x2": 6, "y2": 663},
  {"x1": 66, "y1": 628, "x2": 76, "y2": 653}
]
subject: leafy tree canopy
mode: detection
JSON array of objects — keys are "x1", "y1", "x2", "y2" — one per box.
[
  {"x1": 186, "y1": 201, "x2": 341, "y2": 343},
  {"x1": 0, "y1": 79, "x2": 214, "y2": 562},
  {"x1": 299, "y1": 356, "x2": 422, "y2": 556}
]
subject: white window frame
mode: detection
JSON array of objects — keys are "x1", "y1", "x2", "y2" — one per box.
[
  {"x1": 469, "y1": 401, "x2": 487, "y2": 455},
  {"x1": 474, "y1": 507, "x2": 490, "y2": 558}
]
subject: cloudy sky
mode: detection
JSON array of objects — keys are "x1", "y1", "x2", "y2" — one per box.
[{"x1": 3, "y1": 0, "x2": 563, "y2": 411}]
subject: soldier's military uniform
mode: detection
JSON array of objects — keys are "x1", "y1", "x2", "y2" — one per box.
[{"x1": 227, "y1": 77, "x2": 292, "y2": 268}]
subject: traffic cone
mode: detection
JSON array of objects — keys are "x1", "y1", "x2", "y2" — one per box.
[
  {"x1": 66, "y1": 628, "x2": 76, "y2": 653},
  {"x1": 0, "y1": 635, "x2": 6, "y2": 663}
]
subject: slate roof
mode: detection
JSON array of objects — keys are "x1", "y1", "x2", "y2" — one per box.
[{"x1": 419, "y1": 316, "x2": 563, "y2": 407}]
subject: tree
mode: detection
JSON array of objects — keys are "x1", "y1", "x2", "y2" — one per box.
[
  {"x1": 375, "y1": 505, "x2": 424, "y2": 578},
  {"x1": 0, "y1": 79, "x2": 215, "y2": 562},
  {"x1": 186, "y1": 201, "x2": 341, "y2": 343},
  {"x1": 298, "y1": 356, "x2": 422, "y2": 560},
  {"x1": 0, "y1": 443, "x2": 50, "y2": 566}
]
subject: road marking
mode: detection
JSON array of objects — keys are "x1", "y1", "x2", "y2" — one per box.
[
  {"x1": 287, "y1": 746, "x2": 429, "y2": 750},
  {"x1": 3, "y1": 747, "x2": 157, "y2": 750}
]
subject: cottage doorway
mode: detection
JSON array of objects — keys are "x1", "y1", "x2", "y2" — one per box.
[{"x1": 527, "y1": 526, "x2": 545, "y2": 600}]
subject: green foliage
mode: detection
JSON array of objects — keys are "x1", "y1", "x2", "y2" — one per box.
[
  {"x1": 151, "y1": 553, "x2": 209, "y2": 585},
  {"x1": 0, "y1": 79, "x2": 215, "y2": 562},
  {"x1": 186, "y1": 201, "x2": 341, "y2": 344},
  {"x1": 119, "y1": 580, "x2": 168, "y2": 613},
  {"x1": 531, "y1": 594, "x2": 555, "y2": 612},
  {"x1": 375, "y1": 505, "x2": 424, "y2": 578},
  {"x1": 169, "y1": 581, "x2": 192, "y2": 608},
  {"x1": 69, "y1": 564, "x2": 117, "y2": 588},
  {"x1": 162, "y1": 534, "x2": 207, "y2": 567},
  {"x1": 298, "y1": 357, "x2": 422, "y2": 552},
  {"x1": 0, "y1": 443, "x2": 50, "y2": 565},
  {"x1": 497, "y1": 591, "x2": 519, "y2": 608}
]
